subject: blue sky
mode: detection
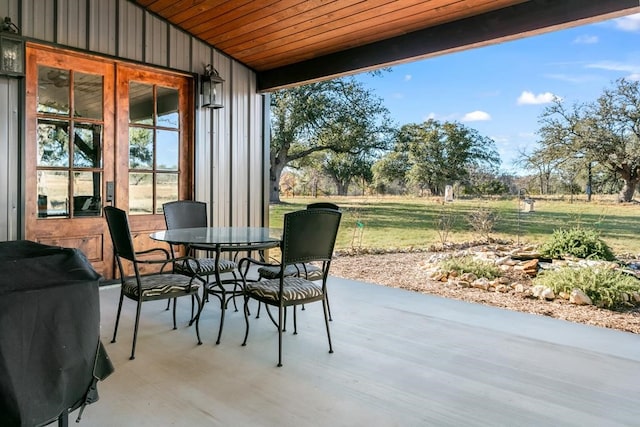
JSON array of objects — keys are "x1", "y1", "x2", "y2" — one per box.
[{"x1": 354, "y1": 13, "x2": 640, "y2": 174}]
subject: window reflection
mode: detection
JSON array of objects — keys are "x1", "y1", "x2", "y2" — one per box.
[
  {"x1": 129, "y1": 82, "x2": 153, "y2": 125},
  {"x1": 37, "y1": 66, "x2": 70, "y2": 115},
  {"x1": 73, "y1": 171, "x2": 102, "y2": 217},
  {"x1": 156, "y1": 173, "x2": 178, "y2": 213},
  {"x1": 129, "y1": 127, "x2": 153, "y2": 169},
  {"x1": 156, "y1": 130, "x2": 179, "y2": 170},
  {"x1": 74, "y1": 72, "x2": 103, "y2": 119},
  {"x1": 157, "y1": 86, "x2": 179, "y2": 128},
  {"x1": 35, "y1": 64, "x2": 105, "y2": 219},
  {"x1": 128, "y1": 82, "x2": 181, "y2": 215},
  {"x1": 37, "y1": 119, "x2": 69, "y2": 167},
  {"x1": 37, "y1": 170, "x2": 69, "y2": 217},
  {"x1": 129, "y1": 173, "x2": 153, "y2": 214},
  {"x1": 74, "y1": 123, "x2": 102, "y2": 168}
]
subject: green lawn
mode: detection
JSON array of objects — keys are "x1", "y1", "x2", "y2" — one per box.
[{"x1": 269, "y1": 196, "x2": 640, "y2": 256}]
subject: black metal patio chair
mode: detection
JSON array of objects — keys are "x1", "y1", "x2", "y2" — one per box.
[
  {"x1": 163, "y1": 200, "x2": 241, "y2": 344},
  {"x1": 239, "y1": 208, "x2": 342, "y2": 367},
  {"x1": 256, "y1": 202, "x2": 340, "y2": 320},
  {"x1": 104, "y1": 206, "x2": 203, "y2": 360}
]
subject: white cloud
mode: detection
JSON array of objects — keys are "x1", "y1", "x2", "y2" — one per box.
[
  {"x1": 404, "y1": 74, "x2": 412, "y2": 82},
  {"x1": 587, "y1": 61, "x2": 640, "y2": 80},
  {"x1": 614, "y1": 13, "x2": 640, "y2": 32},
  {"x1": 462, "y1": 110, "x2": 491, "y2": 122},
  {"x1": 544, "y1": 73, "x2": 597, "y2": 84},
  {"x1": 587, "y1": 61, "x2": 638, "y2": 73},
  {"x1": 573, "y1": 35, "x2": 598, "y2": 44},
  {"x1": 517, "y1": 91, "x2": 557, "y2": 105}
]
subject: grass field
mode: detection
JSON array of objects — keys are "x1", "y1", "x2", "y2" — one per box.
[{"x1": 269, "y1": 195, "x2": 640, "y2": 256}]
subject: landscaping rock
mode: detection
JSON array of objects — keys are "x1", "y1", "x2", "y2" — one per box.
[{"x1": 569, "y1": 289, "x2": 592, "y2": 305}]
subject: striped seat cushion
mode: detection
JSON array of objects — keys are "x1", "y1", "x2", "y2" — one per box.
[
  {"x1": 258, "y1": 263, "x2": 322, "y2": 281},
  {"x1": 123, "y1": 273, "x2": 200, "y2": 298},
  {"x1": 245, "y1": 277, "x2": 323, "y2": 303},
  {"x1": 175, "y1": 258, "x2": 237, "y2": 276}
]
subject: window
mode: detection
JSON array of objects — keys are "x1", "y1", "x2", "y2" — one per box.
[
  {"x1": 128, "y1": 82, "x2": 179, "y2": 214},
  {"x1": 36, "y1": 66, "x2": 103, "y2": 218}
]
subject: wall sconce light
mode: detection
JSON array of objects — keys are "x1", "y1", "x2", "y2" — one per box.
[
  {"x1": 201, "y1": 64, "x2": 224, "y2": 109},
  {"x1": 0, "y1": 17, "x2": 24, "y2": 76}
]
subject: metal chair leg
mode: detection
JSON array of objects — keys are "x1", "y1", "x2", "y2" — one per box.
[
  {"x1": 193, "y1": 293, "x2": 203, "y2": 345},
  {"x1": 241, "y1": 295, "x2": 250, "y2": 346},
  {"x1": 322, "y1": 297, "x2": 333, "y2": 354},
  {"x1": 277, "y1": 305, "x2": 284, "y2": 367},
  {"x1": 130, "y1": 300, "x2": 143, "y2": 360},
  {"x1": 111, "y1": 290, "x2": 125, "y2": 343}
]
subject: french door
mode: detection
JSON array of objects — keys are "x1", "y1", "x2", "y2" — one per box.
[{"x1": 25, "y1": 45, "x2": 193, "y2": 279}]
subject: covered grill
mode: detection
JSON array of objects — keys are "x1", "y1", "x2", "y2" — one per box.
[{"x1": 0, "y1": 240, "x2": 112, "y2": 426}]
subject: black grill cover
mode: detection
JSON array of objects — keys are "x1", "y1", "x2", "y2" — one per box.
[{"x1": 0, "y1": 240, "x2": 111, "y2": 426}]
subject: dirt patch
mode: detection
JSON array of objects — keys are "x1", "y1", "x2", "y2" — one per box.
[{"x1": 330, "y1": 250, "x2": 640, "y2": 334}]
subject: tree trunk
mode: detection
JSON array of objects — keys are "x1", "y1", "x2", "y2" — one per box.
[
  {"x1": 269, "y1": 162, "x2": 286, "y2": 203},
  {"x1": 618, "y1": 179, "x2": 638, "y2": 202},
  {"x1": 336, "y1": 181, "x2": 349, "y2": 196}
]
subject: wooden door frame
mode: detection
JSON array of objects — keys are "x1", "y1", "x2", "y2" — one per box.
[
  {"x1": 25, "y1": 44, "x2": 116, "y2": 277},
  {"x1": 24, "y1": 44, "x2": 195, "y2": 279},
  {"x1": 115, "y1": 63, "x2": 194, "y2": 273}
]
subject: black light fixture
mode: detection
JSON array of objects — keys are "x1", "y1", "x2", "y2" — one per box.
[
  {"x1": 201, "y1": 64, "x2": 224, "y2": 109},
  {"x1": 0, "y1": 16, "x2": 24, "y2": 76}
]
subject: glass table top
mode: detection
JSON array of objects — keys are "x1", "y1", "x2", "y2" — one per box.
[{"x1": 150, "y1": 226, "x2": 281, "y2": 247}]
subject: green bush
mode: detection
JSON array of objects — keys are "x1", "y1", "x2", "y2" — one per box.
[
  {"x1": 439, "y1": 256, "x2": 501, "y2": 280},
  {"x1": 534, "y1": 267, "x2": 640, "y2": 309},
  {"x1": 540, "y1": 227, "x2": 615, "y2": 261}
]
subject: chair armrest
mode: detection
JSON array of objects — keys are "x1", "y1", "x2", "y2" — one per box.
[
  {"x1": 135, "y1": 247, "x2": 170, "y2": 258},
  {"x1": 135, "y1": 250, "x2": 202, "y2": 276},
  {"x1": 238, "y1": 256, "x2": 280, "y2": 280}
]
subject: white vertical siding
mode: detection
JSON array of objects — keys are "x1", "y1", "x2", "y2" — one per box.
[
  {"x1": 212, "y1": 51, "x2": 233, "y2": 227},
  {"x1": 57, "y1": 0, "x2": 88, "y2": 49},
  {"x1": 191, "y1": 39, "x2": 212, "y2": 206},
  {"x1": 0, "y1": 78, "x2": 19, "y2": 241},
  {"x1": 169, "y1": 26, "x2": 190, "y2": 71},
  {"x1": 118, "y1": 0, "x2": 144, "y2": 62},
  {"x1": 89, "y1": 0, "x2": 117, "y2": 56},
  {"x1": 0, "y1": 0, "x2": 20, "y2": 19},
  {"x1": 144, "y1": 12, "x2": 167, "y2": 67},
  {"x1": 21, "y1": 0, "x2": 56, "y2": 41},
  {"x1": 231, "y1": 62, "x2": 250, "y2": 228}
]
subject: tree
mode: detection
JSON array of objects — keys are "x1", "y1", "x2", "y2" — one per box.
[
  {"x1": 538, "y1": 78, "x2": 640, "y2": 202},
  {"x1": 375, "y1": 119, "x2": 500, "y2": 196},
  {"x1": 323, "y1": 151, "x2": 374, "y2": 196},
  {"x1": 269, "y1": 77, "x2": 392, "y2": 203},
  {"x1": 517, "y1": 147, "x2": 562, "y2": 195}
]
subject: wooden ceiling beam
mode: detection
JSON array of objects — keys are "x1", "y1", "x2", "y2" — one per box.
[{"x1": 257, "y1": 0, "x2": 640, "y2": 91}]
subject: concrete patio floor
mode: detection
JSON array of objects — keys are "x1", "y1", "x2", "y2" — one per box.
[{"x1": 81, "y1": 276, "x2": 640, "y2": 426}]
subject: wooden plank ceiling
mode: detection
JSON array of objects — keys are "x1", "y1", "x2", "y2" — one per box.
[{"x1": 135, "y1": 0, "x2": 640, "y2": 90}]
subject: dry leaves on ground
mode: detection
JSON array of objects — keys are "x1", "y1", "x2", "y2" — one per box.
[{"x1": 330, "y1": 251, "x2": 640, "y2": 334}]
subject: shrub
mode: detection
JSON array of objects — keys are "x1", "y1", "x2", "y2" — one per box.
[
  {"x1": 540, "y1": 227, "x2": 615, "y2": 261},
  {"x1": 534, "y1": 267, "x2": 640, "y2": 309},
  {"x1": 439, "y1": 256, "x2": 501, "y2": 280},
  {"x1": 434, "y1": 206, "x2": 456, "y2": 246},
  {"x1": 467, "y1": 208, "x2": 497, "y2": 241}
]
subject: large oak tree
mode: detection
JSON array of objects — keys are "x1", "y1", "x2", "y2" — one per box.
[
  {"x1": 269, "y1": 77, "x2": 392, "y2": 203},
  {"x1": 375, "y1": 119, "x2": 500, "y2": 196},
  {"x1": 538, "y1": 78, "x2": 640, "y2": 202}
]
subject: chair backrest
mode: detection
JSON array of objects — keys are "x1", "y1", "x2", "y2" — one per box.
[
  {"x1": 281, "y1": 209, "x2": 341, "y2": 265},
  {"x1": 306, "y1": 202, "x2": 340, "y2": 210},
  {"x1": 103, "y1": 206, "x2": 136, "y2": 262},
  {"x1": 163, "y1": 200, "x2": 208, "y2": 229}
]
